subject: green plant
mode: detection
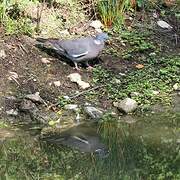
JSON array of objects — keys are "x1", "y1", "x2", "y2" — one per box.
[
  {"x1": 97, "y1": 0, "x2": 130, "y2": 27},
  {"x1": 4, "y1": 16, "x2": 33, "y2": 35}
]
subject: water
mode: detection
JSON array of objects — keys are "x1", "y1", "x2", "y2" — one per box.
[{"x1": 0, "y1": 112, "x2": 179, "y2": 179}]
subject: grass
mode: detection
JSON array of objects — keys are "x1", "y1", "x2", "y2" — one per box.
[{"x1": 92, "y1": 29, "x2": 180, "y2": 110}]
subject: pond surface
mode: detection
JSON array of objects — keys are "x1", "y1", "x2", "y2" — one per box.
[{"x1": 0, "y1": 112, "x2": 179, "y2": 180}]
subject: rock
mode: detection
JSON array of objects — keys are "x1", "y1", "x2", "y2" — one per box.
[
  {"x1": 173, "y1": 83, "x2": 180, "y2": 91},
  {"x1": 152, "y1": 90, "x2": 159, "y2": 95},
  {"x1": 53, "y1": 81, "x2": 61, "y2": 87},
  {"x1": 77, "y1": 81, "x2": 90, "y2": 89},
  {"x1": 130, "y1": 92, "x2": 140, "y2": 97},
  {"x1": 6, "y1": 109, "x2": 18, "y2": 116},
  {"x1": 95, "y1": 28, "x2": 102, "y2": 33},
  {"x1": 68, "y1": 73, "x2": 81, "y2": 82},
  {"x1": 63, "y1": 96, "x2": 70, "y2": 100},
  {"x1": 113, "y1": 98, "x2": 138, "y2": 113},
  {"x1": 19, "y1": 99, "x2": 38, "y2": 112},
  {"x1": 90, "y1": 20, "x2": 104, "y2": 29},
  {"x1": 25, "y1": 92, "x2": 44, "y2": 103},
  {"x1": 0, "y1": 49, "x2": 6, "y2": 58},
  {"x1": 41, "y1": 57, "x2": 52, "y2": 64},
  {"x1": 84, "y1": 106, "x2": 103, "y2": 119},
  {"x1": 68, "y1": 73, "x2": 90, "y2": 89},
  {"x1": 64, "y1": 104, "x2": 78, "y2": 111},
  {"x1": 59, "y1": 29, "x2": 70, "y2": 35}
]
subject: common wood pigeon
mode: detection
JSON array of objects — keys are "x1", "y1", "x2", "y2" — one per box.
[{"x1": 36, "y1": 33, "x2": 108, "y2": 70}]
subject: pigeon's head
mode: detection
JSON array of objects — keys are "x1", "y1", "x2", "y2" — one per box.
[{"x1": 95, "y1": 33, "x2": 109, "y2": 42}]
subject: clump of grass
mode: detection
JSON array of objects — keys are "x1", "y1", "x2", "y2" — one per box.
[{"x1": 97, "y1": 0, "x2": 130, "y2": 27}]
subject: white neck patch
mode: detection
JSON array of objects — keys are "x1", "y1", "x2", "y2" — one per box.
[{"x1": 94, "y1": 40, "x2": 101, "y2": 45}]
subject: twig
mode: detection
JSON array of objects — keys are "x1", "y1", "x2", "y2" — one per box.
[
  {"x1": 9, "y1": 76, "x2": 20, "y2": 86},
  {"x1": 69, "y1": 85, "x2": 105, "y2": 99},
  {"x1": 19, "y1": 44, "x2": 28, "y2": 54},
  {"x1": 47, "y1": 85, "x2": 105, "y2": 110}
]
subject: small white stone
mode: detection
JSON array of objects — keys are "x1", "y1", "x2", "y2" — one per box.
[
  {"x1": 59, "y1": 29, "x2": 70, "y2": 35},
  {"x1": 53, "y1": 81, "x2": 61, "y2": 87},
  {"x1": 63, "y1": 96, "x2": 70, "y2": 100},
  {"x1": 41, "y1": 58, "x2": 51, "y2": 64},
  {"x1": 64, "y1": 104, "x2": 78, "y2": 111},
  {"x1": 90, "y1": 20, "x2": 104, "y2": 29},
  {"x1": 95, "y1": 28, "x2": 102, "y2": 33},
  {"x1": 6, "y1": 109, "x2": 18, "y2": 116},
  {"x1": 68, "y1": 73, "x2": 82, "y2": 83},
  {"x1": 152, "y1": 90, "x2": 159, "y2": 95},
  {"x1": 78, "y1": 81, "x2": 90, "y2": 89},
  {"x1": 68, "y1": 73, "x2": 90, "y2": 89},
  {"x1": 131, "y1": 92, "x2": 140, "y2": 97},
  {"x1": 173, "y1": 83, "x2": 180, "y2": 91},
  {"x1": 0, "y1": 50, "x2": 6, "y2": 58}
]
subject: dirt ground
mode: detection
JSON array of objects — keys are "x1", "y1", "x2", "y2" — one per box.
[{"x1": 0, "y1": 26, "x2": 137, "y2": 120}]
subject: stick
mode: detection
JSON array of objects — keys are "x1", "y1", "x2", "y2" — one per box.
[
  {"x1": 69, "y1": 85, "x2": 105, "y2": 99},
  {"x1": 47, "y1": 85, "x2": 105, "y2": 110}
]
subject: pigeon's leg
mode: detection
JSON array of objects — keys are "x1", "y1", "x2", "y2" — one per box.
[
  {"x1": 73, "y1": 62, "x2": 80, "y2": 71},
  {"x1": 85, "y1": 61, "x2": 93, "y2": 71}
]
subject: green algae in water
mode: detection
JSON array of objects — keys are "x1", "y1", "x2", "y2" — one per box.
[{"x1": 0, "y1": 112, "x2": 179, "y2": 179}]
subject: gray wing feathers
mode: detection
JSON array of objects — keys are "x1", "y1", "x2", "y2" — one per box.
[{"x1": 49, "y1": 37, "x2": 92, "y2": 58}]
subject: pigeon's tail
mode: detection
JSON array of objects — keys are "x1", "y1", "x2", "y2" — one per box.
[{"x1": 36, "y1": 37, "x2": 48, "y2": 43}]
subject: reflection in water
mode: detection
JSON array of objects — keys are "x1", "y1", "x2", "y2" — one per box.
[
  {"x1": 42, "y1": 123, "x2": 109, "y2": 158},
  {"x1": 0, "y1": 128, "x2": 15, "y2": 143},
  {"x1": 0, "y1": 112, "x2": 179, "y2": 179}
]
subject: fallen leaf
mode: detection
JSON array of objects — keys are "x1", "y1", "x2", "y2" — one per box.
[
  {"x1": 135, "y1": 64, "x2": 144, "y2": 69},
  {"x1": 157, "y1": 20, "x2": 173, "y2": 29}
]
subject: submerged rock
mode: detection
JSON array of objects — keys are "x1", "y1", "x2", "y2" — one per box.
[
  {"x1": 84, "y1": 106, "x2": 104, "y2": 119},
  {"x1": 113, "y1": 98, "x2": 138, "y2": 113}
]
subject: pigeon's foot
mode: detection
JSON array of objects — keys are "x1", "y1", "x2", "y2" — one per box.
[
  {"x1": 73, "y1": 62, "x2": 81, "y2": 71},
  {"x1": 87, "y1": 66, "x2": 93, "y2": 71},
  {"x1": 85, "y1": 61, "x2": 93, "y2": 71},
  {"x1": 73, "y1": 67, "x2": 81, "y2": 71}
]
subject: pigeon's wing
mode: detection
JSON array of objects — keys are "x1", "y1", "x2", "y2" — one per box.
[{"x1": 53, "y1": 38, "x2": 93, "y2": 58}]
